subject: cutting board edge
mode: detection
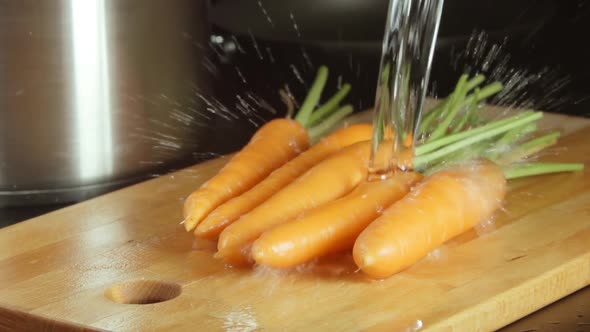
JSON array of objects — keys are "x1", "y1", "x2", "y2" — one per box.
[
  {"x1": 425, "y1": 252, "x2": 590, "y2": 331},
  {"x1": 0, "y1": 302, "x2": 105, "y2": 332}
]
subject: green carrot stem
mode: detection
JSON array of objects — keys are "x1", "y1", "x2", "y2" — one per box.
[
  {"x1": 504, "y1": 162, "x2": 584, "y2": 180},
  {"x1": 498, "y1": 122, "x2": 538, "y2": 147},
  {"x1": 420, "y1": 75, "x2": 493, "y2": 136},
  {"x1": 414, "y1": 112, "x2": 543, "y2": 169},
  {"x1": 308, "y1": 104, "x2": 354, "y2": 141},
  {"x1": 372, "y1": 63, "x2": 391, "y2": 144},
  {"x1": 452, "y1": 87, "x2": 480, "y2": 133},
  {"x1": 380, "y1": 62, "x2": 391, "y2": 84},
  {"x1": 468, "y1": 82, "x2": 504, "y2": 103},
  {"x1": 466, "y1": 75, "x2": 486, "y2": 91},
  {"x1": 485, "y1": 122, "x2": 538, "y2": 161},
  {"x1": 499, "y1": 132, "x2": 560, "y2": 165},
  {"x1": 308, "y1": 84, "x2": 352, "y2": 126},
  {"x1": 449, "y1": 140, "x2": 490, "y2": 163},
  {"x1": 294, "y1": 66, "x2": 329, "y2": 126},
  {"x1": 419, "y1": 99, "x2": 447, "y2": 134},
  {"x1": 428, "y1": 74, "x2": 470, "y2": 141},
  {"x1": 372, "y1": 66, "x2": 392, "y2": 149},
  {"x1": 374, "y1": 112, "x2": 385, "y2": 148},
  {"x1": 416, "y1": 111, "x2": 537, "y2": 156},
  {"x1": 425, "y1": 140, "x2": 491, "y2": 175},
  {"x1": 461, "y1": 82, "x2": 505, "y2": 125},
  {"x1": 467, "y1": 88, "x2": 483, "y2": 126}
]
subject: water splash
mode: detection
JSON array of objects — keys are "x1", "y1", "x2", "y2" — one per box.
[
  {"x1": 230, "y1": 35, "x2": 246, "y2": 54},
  {"x1": 192, "y1": 152, "x2": 222, "y2": 159},
  {"x1": 265, "y1": 46, "x2": 276, "y2": 63},
  {"x1": 450, "y1": 30, "x2": 576, "y2": 114},
  {"x1": 289, "y1": 12, "x2": 302, "y2": 38},
  {"x1": 201, "y1": 57, "x2": 221, "y2": 78},
  {"x1": 256, "y1": 0, "x2": 274, "y2": 28},
  {"x1": 246, "y1": 92, "x2": 278, "y2": 114},
  {"x1": 126, "y1": 17, "x2": 329, "y2": 181},
  {"x1": 290, "y1": 64, "x2": 306, "y2": 85},
  {"x1": 236, "y1": 94, "x2": 266, "y2": 123},
  {"x1": 301, "y1": 47, "x2": 314, "y2": 70},
  {"x1": 248, "y1": 28, "x2": 264, "y2": 60},
  {"x1": 235, "y1": 67, "x2": 248, "y2": 84},
  {"x1": 194, "y1": 91, "x2": 235, "y2": 121}
]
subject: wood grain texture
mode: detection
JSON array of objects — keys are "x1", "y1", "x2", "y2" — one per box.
[{"x1": 0, "y1": 111, "x2": 588, "y2": 332}]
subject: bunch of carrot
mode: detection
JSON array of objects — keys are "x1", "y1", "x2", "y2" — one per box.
[{"x1": 182, "y1": 67, "x2": 584, "y2": 279}]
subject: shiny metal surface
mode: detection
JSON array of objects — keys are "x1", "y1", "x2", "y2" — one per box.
[{"x1": 0, "y1": 0, "x2": 211, "y2": 205}]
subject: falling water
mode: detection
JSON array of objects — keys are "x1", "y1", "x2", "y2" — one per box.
[{"x1": 369, "y1": 0, "x2": 444, "y2": 179}]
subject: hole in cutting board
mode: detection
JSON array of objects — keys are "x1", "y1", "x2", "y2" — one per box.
[{"x1": 105, "y1": 280, "x2": 181, "y2": 304}]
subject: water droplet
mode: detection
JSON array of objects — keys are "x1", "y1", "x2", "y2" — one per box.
[
  {"x1": 248, "y1": 29, "x2": 264, "y2": 60},
  {"x1": 290, "y1": 64, "x2": 305, "y2": 85},
  {"x1": 257, "y1": 0, "x2": 274, "y2": 28},
  {"x1": 235, "y1": 67, "x2": 247, "y2": 84},
  {"x1": 289, "y1": 12, "x2": 302, "y2": 38}
]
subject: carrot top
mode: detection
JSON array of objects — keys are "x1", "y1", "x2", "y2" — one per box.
[
  {"x1": 388, "y1": 72, "x2": 585, "y2": 178},
  {"x1": 288, "y1": 66, "x2": 583, "y2": 181},
  {"x1": 289, "y1": 66, "x2": 355, "y2": 142}
]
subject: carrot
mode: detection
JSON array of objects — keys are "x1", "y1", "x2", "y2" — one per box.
[
  {"x1": 195, "y1": 124, "x2": 373, "y2": 239},
  {"x1": 353, "y1": 159, "x2": 507, "y2": 279},
  {"x1": 217, "y1": 140, "x2": 372, "y2": 265},
  {"x1": 251, "y1": 171, "x2": 422, "y2": 268},
  {"x1": 182, "y1": 65, "x2": 359, "y2": 232},
  {"x1": 182, "y1": 118, "x2": 309, "y2": 232}
]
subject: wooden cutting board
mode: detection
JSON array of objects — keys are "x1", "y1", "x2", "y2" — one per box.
[{"x1": 0, "y1": 111, "x2": 589, "y2": 332}]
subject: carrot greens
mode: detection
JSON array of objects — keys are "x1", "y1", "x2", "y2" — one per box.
[{"x1": 406, "y1": 73, "x2": 584, "y2": 178}]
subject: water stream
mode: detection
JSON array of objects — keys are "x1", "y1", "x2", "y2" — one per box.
[{"x1": 369, "y1": 0, "x2": 444, "y2": 179}]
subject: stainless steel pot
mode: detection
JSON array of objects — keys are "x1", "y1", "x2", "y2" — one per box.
[{"x1": 0, "y1": 0, "x2": 212, "y2": 206}]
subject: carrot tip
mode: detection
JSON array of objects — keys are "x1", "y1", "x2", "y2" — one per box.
[
  {"x1": 194, "y1": 226, "x2": 219, "y2": 240},
  {"x1": 183, "y1": 215, "x2": 199, "y2": 232},
  {"x1": 250, "y1": 245, "x2": 264, "y2": 262},
  {"x1": 195, "y1": 215, "x2": 232, "y2": 239},
  {"x1": 356, "y1": 254, "x2": 375, "y2": 270}
]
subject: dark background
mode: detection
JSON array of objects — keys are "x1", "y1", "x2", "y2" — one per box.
[{"x1": 208, "y1": 0, "x2": 590, "y2": 121}]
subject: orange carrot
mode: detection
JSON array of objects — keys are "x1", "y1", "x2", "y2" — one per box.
[
  {"x1": 353, "y1": 159, "x2": 507, "y2": 279},
  {"x1": 183, "y1": 118, "x2": 309, "y2": 232},
  {"x1": 196, "y1": 124, "x2": 373, "y2": 239},
  {"x1": 251, "y1": 171, "x2": 422, "y2": 268},
  {"x1": 217, "y1": 140, "x2": 372, "y2": 266}
]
